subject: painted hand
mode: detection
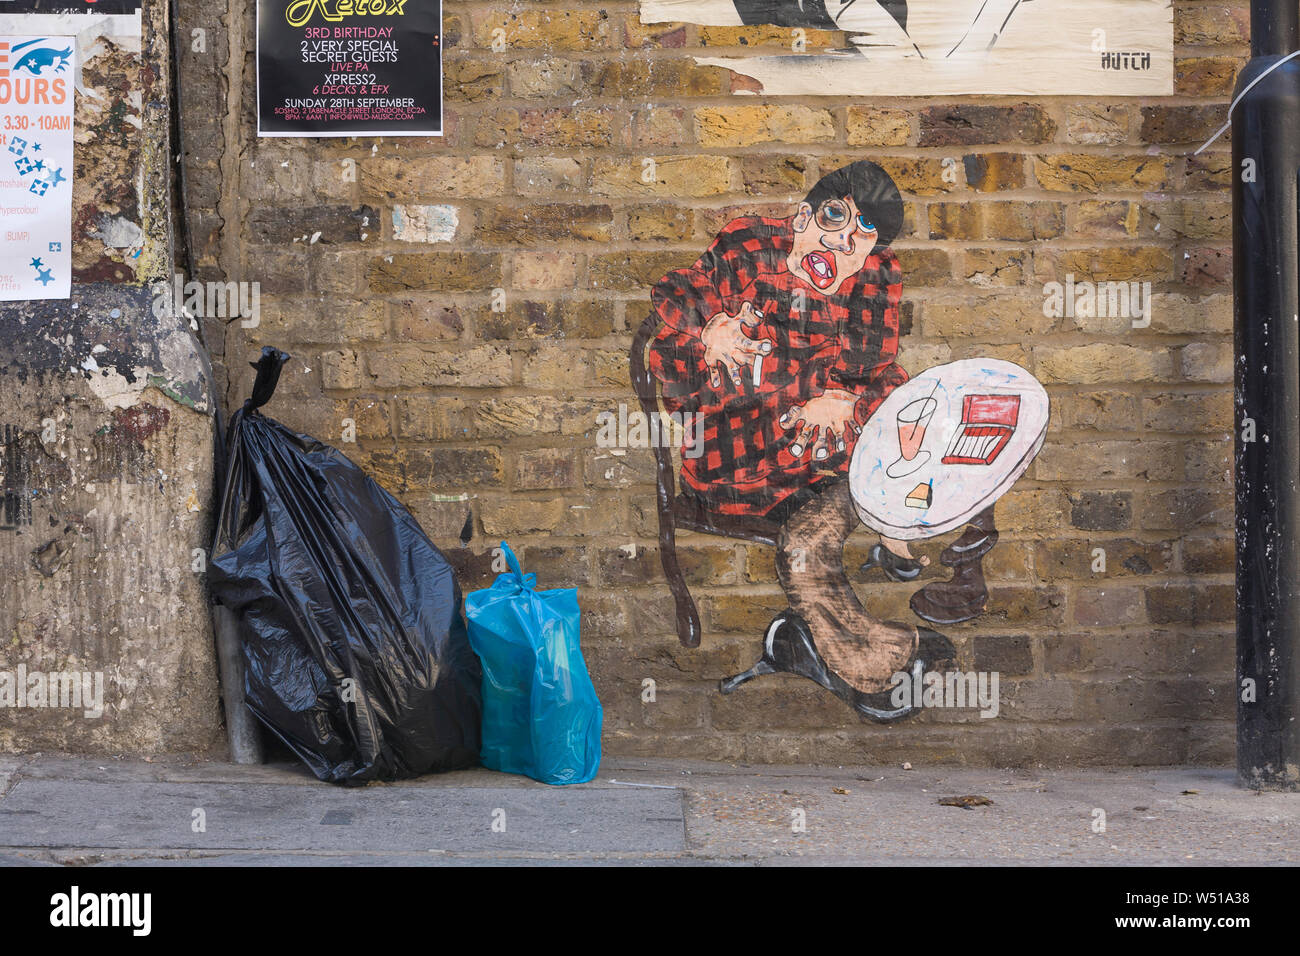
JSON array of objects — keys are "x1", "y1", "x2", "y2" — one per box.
[
  {"x1": 780, "y1": 388, "x2": 859, "y2": 461},
  {"x1": 701, "y1": 301, "x2": 773, "y2": 390}
]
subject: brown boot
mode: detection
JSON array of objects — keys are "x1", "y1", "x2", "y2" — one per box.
[{"x1": 910, "y1": 506, "x2": 997, "y2": 625}]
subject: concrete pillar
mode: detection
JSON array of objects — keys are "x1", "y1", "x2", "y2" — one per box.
[{"x1": 0, "y1": 0, "x2": 223, "y2": 753}]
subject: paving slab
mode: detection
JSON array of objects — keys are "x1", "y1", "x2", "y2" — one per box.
[{"x1": 0, "y1": 779, "x2": 686, "y2": 854}]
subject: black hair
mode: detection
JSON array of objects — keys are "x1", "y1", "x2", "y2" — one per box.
[
  {"x1": 731, "y1": 0, "x2": 909, "y2": 33},
  {"x1": 733, "y1": 0, "x2": 836, "y2": 28},
  {"x1": 803, "y1": 160, "x2": 904, "y2": 250}
]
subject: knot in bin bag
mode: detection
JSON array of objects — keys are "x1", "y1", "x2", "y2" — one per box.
[
  {"x1": 466, "y1": 542, "x2": 602, "y2": 784},
  {"x1": 209, "y1": 348, "x2": 482, "y2": 785}
]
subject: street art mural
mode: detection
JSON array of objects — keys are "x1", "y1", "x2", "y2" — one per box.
[
  {"x1": 629, "y1": 160, "x2": 1049, "y2": 722},
  {"x1": 636, "y1": 0, "x2": 1173, "y2": 96}
]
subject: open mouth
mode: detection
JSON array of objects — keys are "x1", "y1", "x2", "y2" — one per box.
[{"x1": 802, "y1": 251, "x2": 837, "y2": 289}]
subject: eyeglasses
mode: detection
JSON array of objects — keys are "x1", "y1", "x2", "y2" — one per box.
[{"x1": 814, "y1": 198, "x2": 876, "y2": 237}]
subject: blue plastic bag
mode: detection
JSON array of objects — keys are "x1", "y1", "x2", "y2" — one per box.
[{"x1": 464, "y1": 542, "x2": 602, "y2": 784}]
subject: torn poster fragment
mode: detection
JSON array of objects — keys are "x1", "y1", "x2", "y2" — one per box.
[
  {"x1": 640, "y1": 0, "x2": 1172, "y2": 96},
  {"x1": 0, "y1": 35, "x2": 74, "y2": 301}
]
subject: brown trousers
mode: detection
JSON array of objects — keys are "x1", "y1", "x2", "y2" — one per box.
[{"x1": 774, "y1": 481, "x2": 917, "y2": 693}]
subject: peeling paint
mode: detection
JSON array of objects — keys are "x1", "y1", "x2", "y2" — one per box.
[
  {"x1": 111, "y1": 404, "x2": 170, "y2": 443},
  {"x1": 0, "y1": 287, "x2": 213, "y2": 415},
  {"x1": 85, "y1": 363, "x2": 151, "y2": 409},
  {"x1": 392, "y1": 204, "x2": 458, "y2": 243},
  {"x1": 89, "y1": 214, "x2": 145, "y2": 254}
]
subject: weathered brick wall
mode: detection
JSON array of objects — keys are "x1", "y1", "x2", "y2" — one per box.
[{"x1": 177, "y1": 0, "x2": 1245, "y2": 765}]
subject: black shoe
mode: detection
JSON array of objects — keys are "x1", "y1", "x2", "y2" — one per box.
[
  {"x1": 860, "y1": 542, "x2": 925, "y2": 582},
  {"x1": 720, "y1": 611, "x2": 918, "y2": 724},
  {"x1": 916, "y1": 627, "x2": 956, "y2": 669},
  {"x1": 910, "y1": 523, "x2": 998, "y2": 625}
]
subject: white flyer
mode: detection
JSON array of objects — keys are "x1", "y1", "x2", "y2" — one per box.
[{"x1": 0, "y1": 35, "x2": 74, "y2": 301}]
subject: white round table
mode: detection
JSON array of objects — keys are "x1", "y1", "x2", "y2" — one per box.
[{"x1": 848, "y1": 359, "x2": 1049, "y2": 541}]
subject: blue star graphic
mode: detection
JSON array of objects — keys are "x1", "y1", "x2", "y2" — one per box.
[
  {"x1": 35, "y1": 268, "x2": 54, "y2": 286},
  {"x1": 32, "y1": 160, "x2": 44, "y2": 172},
  {"x1": 29, "y1": 257, "x2": 43, "y2": 269},
  {"x1": 49, "y1": 167, "x2": 66, "y2": 187},
  {"x1": 32, "y1": 143, "x2": 41, "y2": 152}
]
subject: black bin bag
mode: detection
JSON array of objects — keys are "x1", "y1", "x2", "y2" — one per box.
[{"x1": 209, "y1": 348, "x2": 482, "y2": 785}]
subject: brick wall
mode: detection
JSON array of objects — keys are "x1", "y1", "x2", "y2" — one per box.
[{"x1": 177, "y1": 0, "x2": 1245, "y2": 765}]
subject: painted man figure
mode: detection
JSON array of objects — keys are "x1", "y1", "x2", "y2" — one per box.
[{"x1": 650, "y1": 160, "x2": 973, "y2": 719}]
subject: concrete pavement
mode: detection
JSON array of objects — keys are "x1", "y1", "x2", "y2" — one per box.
[{"x1": 0, "y1": 754, "x2": 1296, "y2": 865}]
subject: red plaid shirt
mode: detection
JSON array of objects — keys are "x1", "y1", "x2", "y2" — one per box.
[{"x1": 650, "y1": 215, "x2": 908, "y2": 518}]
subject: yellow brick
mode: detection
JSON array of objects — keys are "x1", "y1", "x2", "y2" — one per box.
[
  {"x1": 1033, "y1": 154, "x2": 1170, "y2": 192},
  {"x1": 471, "y1": 10, "x2": 613, "y2": 51},
  {"x1": 1035, "y1": 343, "x2": 1175, "y2": 384},
  {"x1": 694, "y1": 106, "x2": 835, "y2": 148},
  {"x1": 591, "y1": 155, "x2": 736, "y2": 198}
]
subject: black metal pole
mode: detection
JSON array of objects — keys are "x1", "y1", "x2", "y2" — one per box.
[
  {"x1": 1234, "y1": 0, "x2": 1300, "y2": 789},
  {"x1": 1252, "y1": 0, "x2": 1300, "y2": 55}
]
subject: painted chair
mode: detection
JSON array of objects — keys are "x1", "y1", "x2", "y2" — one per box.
[{"x1": 630, "y1": 311, "x2": 786, "y2": 648}]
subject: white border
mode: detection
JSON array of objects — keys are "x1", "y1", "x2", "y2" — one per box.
[{"x1": 255, "y1": 0, "x2": 443, "y2": 138}]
